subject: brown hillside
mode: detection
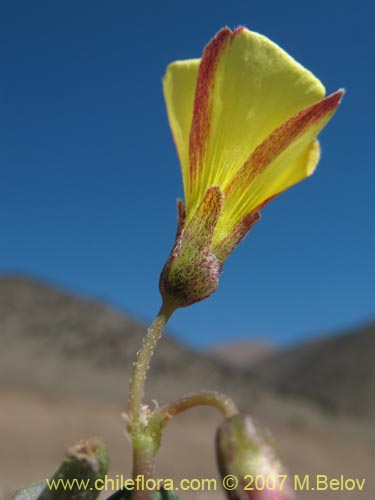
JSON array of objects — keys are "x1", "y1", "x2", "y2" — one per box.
[
  {"x1": 253, "y1": 323, "x2": 375, "y2": 419},
  {"x1": 0, "y1": 275, "x2": 258, "y2": 407}
]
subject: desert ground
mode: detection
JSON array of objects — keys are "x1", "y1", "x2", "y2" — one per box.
[{"x1": 1, "y1": 386, "x2": 374, "y2": 500}]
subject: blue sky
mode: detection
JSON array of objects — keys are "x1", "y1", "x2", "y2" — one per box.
[{"x1": 0, "y1": 1, "x2": 373, "y2": 349}]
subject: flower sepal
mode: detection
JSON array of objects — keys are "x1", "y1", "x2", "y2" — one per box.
[{"x1": 159, "y1": 187, "x2": 223, "y2": 308}]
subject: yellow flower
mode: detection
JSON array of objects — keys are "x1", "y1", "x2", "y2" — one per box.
[{"x1": 159, "y1": 27, "x2": 343, "y2": 308}]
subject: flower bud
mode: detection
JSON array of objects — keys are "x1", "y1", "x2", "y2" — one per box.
[{"x1": 216, "y1": 414, "x2": 295, "y2": 500}]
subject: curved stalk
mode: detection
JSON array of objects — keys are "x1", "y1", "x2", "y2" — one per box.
[
  {"x1": 127, "y1": 303, "x2": 238, "y2": 500},
  {"x1": 148, "y1": 391, "x2": 238, "y2": 437},
  {"x1": 127, "y1": 300, "x2": 176, "y2": 500}
]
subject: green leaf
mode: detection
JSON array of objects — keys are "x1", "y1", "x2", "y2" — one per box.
[
  {"x1": 13, "y1": 437, "x2": 108, "y2": 500},
  {"x1": 13, "y1": 482, "x2": 45, "y2": 500},
  {"x1": 155, "y1": 489, "x2": 180, "y2": 500}
]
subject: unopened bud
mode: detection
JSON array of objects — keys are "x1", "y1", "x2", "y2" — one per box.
[{"x1": 216, "y1": 414, "x2": 295, "y2": 499}]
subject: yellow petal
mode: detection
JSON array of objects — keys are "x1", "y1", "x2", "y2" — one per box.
[
  {"x1": 213, "y1": 210, "x2": 260, "y2": 268},
  {"x1": 214, "y1": 141, "x2": 320, "y2": 242},
  {"x1": 185, "y1": 27, "x2": 326, "y2": 214},
  {"x1": 163, "y1": 59, "x2": 199, "y2": 200},
  {"x1": 213, "y1": 90, "x2": 343, "y2": 242}
]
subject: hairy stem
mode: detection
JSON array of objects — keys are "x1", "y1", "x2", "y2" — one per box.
[
  {"x1": 148, "y1": 391, "x2": 238, "y2": 436},
  {"x1": 127, "y1": 303, "x2": 238, "y2": 500},
  {"x1": 127, "y1": 300, "x2": 176, "y2": 500},
  {"x1": 128, "y1": 300, "x2": 176, "y2": 422},
  {"x1": 131, "y1": 446, "x2": 157, "y2": 500}
]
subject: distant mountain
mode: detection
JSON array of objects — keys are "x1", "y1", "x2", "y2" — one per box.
[
  {"x1": 209, "y1": 341, "x2": 278, "y2": 369},
  {"x1": 252, "y1": 323, "x2": 375, "y2": 420},
  {"x1": 0, "y1": 275, "x2": 258, "y2": 407},
  {"x1": 1, "y1": 275, "x2": 373, "y2": 420}
]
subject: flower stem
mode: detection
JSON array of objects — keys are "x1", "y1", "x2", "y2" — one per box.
[
  {"x1": 127, "y1": 303, "x2": 238, "y2": 500},
  {"x1": 127, "y1": 300, "x2": 176, "y2": 500},
  {"x1": 148, "y1": 391, "x2": 238, "y2": 436},
  {"x1": 128, "y1": 300, "x2": 176, "y2": 422}
]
